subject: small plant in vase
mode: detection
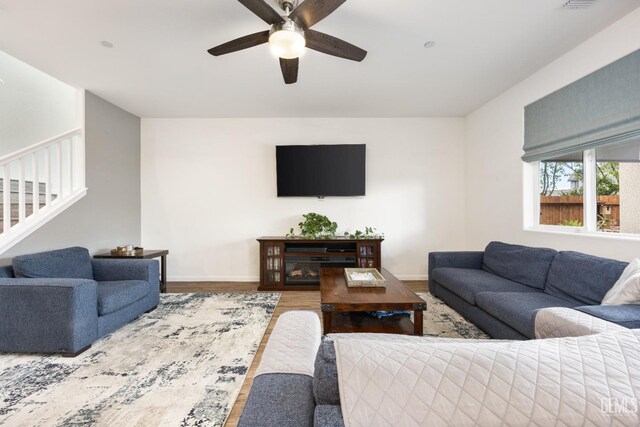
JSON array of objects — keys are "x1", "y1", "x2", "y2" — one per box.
[{"x1": 349, "y1": 226, "x2": 384, "y2": 239}]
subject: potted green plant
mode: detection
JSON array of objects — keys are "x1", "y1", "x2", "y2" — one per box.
[
  {"x1": 287, "y1": 213, "x2": 338, "y2": 239},
  {"x1": 348, "y1": 226, "x2": 384, "y2": 239}
]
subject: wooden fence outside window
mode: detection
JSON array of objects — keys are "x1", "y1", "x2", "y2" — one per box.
[{"x1": 540, "y1": 195, "x2": 620, "y2": 229}]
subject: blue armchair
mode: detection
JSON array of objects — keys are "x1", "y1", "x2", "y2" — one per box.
[{"x1": 0, "y1": 247, "x2": 159, "y2": 356}]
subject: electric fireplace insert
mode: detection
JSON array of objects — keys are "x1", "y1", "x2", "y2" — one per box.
[{"x1": 285, "y1": 255, "x2": 356, "y2": 285}]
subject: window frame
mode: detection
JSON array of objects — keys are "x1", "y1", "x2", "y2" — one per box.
[{"x1": 525, "y1": 149, "x2": 640, "y2": 240}]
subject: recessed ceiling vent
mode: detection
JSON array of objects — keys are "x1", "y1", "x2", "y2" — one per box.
[{"x1": 562, "y1": 0, "x2": 597, "y2": 9}]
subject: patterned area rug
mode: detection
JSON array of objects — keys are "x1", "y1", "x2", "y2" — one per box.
[
  {"x1": 0, "y1": 292, "x2": 280, "y2": 427},
  {"x1": 418, "y1": 292, "x2": 490, "y2": 339}
]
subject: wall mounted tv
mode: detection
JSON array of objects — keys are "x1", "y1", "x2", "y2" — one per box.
[{"x1": 276, "y1": 144, "x2": 366, "y2": 197}]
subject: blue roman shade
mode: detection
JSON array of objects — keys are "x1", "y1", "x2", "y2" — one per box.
[{"x1": 523, "y1": 49, "x2": 640, "y2": 162}]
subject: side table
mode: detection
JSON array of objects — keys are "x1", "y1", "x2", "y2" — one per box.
[{"x1": 94, "y1": 249, "x2": 169, "y2": 293}]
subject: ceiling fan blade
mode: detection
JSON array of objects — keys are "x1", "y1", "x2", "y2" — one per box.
[
  {"x1": 279, "y1": 58, "x2": 299, "y2": 84},
  {"x1": 305, "y1": 30, "x2": 367, "y2": 62},
  {"x1": 289, "y1": 0, "x2": 346, "y2": 29},
  {"x1": 208, "y1": 31, "x2": 270, "y2": 56},
  {"x1": 237, "y1": 0, "x2": 284, "y2": 25}
]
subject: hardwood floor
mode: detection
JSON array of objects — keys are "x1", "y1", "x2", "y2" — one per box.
[{"x1": 165, "y1": 280, "x2": 429, "y2": 427}]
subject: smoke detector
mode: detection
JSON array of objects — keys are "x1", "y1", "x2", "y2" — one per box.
[{"x1": 562, "y1": 0, "x2": 597, "y2": 9}]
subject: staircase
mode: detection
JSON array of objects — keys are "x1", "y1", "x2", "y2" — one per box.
[
  {"x1": 0, "y1": 180, "x2": 55, "y2": 232},
  {"x1": 0, "y1": 129, "x2": 87, "y2": 254}
]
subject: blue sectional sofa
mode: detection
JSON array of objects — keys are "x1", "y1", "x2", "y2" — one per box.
[
  {"x1": 0, "y1": 247, "x2": 160, "y2": 356},
  {"x1": 241, "y1": 309, "x2": 640, "y2": 427},
  {"x1": 429, "y1": 241, "x2": 640, "y2": 339}
]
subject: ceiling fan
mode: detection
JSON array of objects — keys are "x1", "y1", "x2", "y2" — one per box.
[{"x1": 207, "y1": 0, "x2": 367, "y2": 84}]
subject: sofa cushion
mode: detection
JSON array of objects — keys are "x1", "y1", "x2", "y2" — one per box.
[
  {"x1": 475, "y1": 292, "x2": 580, "y2": 338},
  {"x1": 482, "y1": 241, "x2": 558, "y2": 290},
  {"x1": 97, "y1": 280, "x2": 149, "y2": 316},
  {"x1": 12, "y1": 247, "x2": 93, "y2": 280},
  {"x1": 431, "y1": 267, "x2": 535, "y2": 305},
  {"x1": 313, "y1": 338, "x2": 339, "y2": 405},
  {"x1": 0, "y1": 266, "x2": 13, "y2": 278},
  {"x1": 314, "y1": 405, "x2": 344, "y2": 427},
  {"x1": 575, "y1": 305, "x2": 640, "y2": 329},
  {"x1": 239, "y1": 374, "x2": 315, "y2": 427},
  {"x1": 544, "y1": 251, "x2": 628, "y2": 305}
]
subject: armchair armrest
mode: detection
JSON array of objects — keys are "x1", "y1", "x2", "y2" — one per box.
[
  {"x1": 240, "y1": 311, "x2": 320, "y2": 427},
  {"x1": 0, "y1": 278, "x2": 98, "y2": 353},
  {"x1": 428, "y1": 251, "x2": 484, "y2": 293},
  {"x1": 534, "y1": 307, "x2": 626, "y2": 339},
  {"x1": 92, "y1": 259, "x2": 159, "y2": 286}
]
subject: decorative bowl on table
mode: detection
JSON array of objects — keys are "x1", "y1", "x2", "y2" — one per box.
[{"x1": 111, "y1": 246, "x2": 144, "y2": 256}]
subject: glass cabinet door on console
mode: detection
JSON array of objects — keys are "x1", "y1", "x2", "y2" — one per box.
[
  {"x1": 356, "y1": 242, "x2": 379, "y2": 269},
  {"x1": 263, "y1": 243, "x2": 284, "y2": 286}
]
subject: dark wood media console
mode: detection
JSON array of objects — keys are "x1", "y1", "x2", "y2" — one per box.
[{"x1": 257, "y1": 236, "x2": 383, "y2": 291}]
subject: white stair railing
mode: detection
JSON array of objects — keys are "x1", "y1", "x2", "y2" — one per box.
[{"x1": 0, "y1": 128, "x2": 86, "y2": 254}]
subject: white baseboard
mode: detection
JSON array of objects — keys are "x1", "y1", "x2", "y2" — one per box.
[
  {"x1": 168, "y1": 276, "x2": 260, "y2": 282},
  {"x1": 168, "y1": 274, "x2": 428, "y2": 282}
]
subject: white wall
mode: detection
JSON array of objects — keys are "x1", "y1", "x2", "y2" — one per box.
[
  {"x1": 465, "y1": 8, "x2": 640, "y2": 260},
  {"x1": 0, "y1": 50, "x2": 77, "y2": 156},
  {"x1": 142, "y1": 118, "x2": 466, "y2": 281}
]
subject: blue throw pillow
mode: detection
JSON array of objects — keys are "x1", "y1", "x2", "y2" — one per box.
[
  {"x1": 482, "y1": 241, "x2": 558, "y2": 289},
  {"x1": 12, "y1": 247, "x2": 94, "y2": 280}
]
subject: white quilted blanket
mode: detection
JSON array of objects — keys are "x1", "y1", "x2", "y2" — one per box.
[
  {"x1": 334, "y1": 330, "x2": 640, "y2": 426},
  {"x1": 255, "y1": 311, "x2": 320, "y2": 377},
  {"x1": 535, "y1": 307, "x2": 626, "y2": 339}
]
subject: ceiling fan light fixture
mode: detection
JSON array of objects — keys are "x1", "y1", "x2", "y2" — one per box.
[
  {"x1": 269, "y1": 19, "x2": 305, "y2": 59},
  {"x1": 207, "y1": 0, "x2": 367, "y2": 84}
]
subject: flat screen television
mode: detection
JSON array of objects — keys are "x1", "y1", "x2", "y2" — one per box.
[{"x1": 276, "y1": 144, "x2": 366, "y2": 197}]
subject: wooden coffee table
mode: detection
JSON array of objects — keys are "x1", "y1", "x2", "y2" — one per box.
[{"x1": 320, "y1": 268, "x2": 427, "y2": 336}]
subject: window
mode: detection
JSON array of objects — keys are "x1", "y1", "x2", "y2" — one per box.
[
  {"x1": 539, "y1": 156, "x2": 584, "y2": 227},
  {"x1": 531, "y1": 140, "x2": 640, "y2": 237},
  {"x1": 522, "y1": 50, "x2": 640, "y2": 237},
  {"x1": 595, "y1": 140, "x2": 640, "y2": 234}
]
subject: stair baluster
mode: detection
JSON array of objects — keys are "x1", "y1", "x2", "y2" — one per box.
[{"x1": 0, "y1": 128, "x2": 86, "y2": 254}]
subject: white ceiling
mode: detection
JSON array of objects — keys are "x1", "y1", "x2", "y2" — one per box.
[{"x1": 0, "y1": 0, "x2": 638, "y2": 118}]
